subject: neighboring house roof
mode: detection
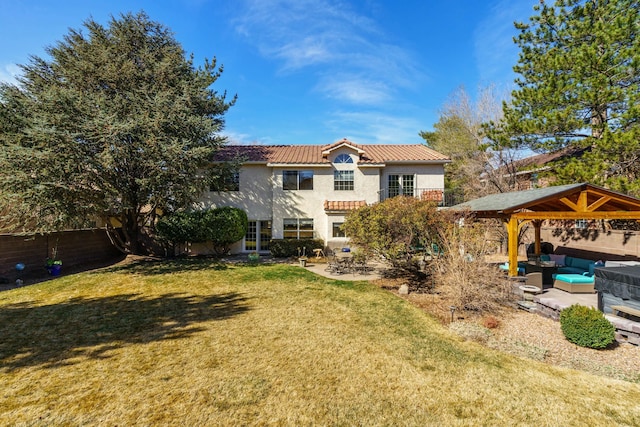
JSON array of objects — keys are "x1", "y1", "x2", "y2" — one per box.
[
  {"x1": 509, "y1": 146, "x2": 588, "y2": 175},
  {"x1": 213, "y1": 138, "x2": 450, "y2": 165}
]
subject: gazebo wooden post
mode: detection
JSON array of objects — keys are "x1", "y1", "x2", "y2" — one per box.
[
  {"x1": 508, "y1": 216, "x2": 519, "y2": 277},
  {"x1": 533, "y1": 220, "x2": 542, "y2": 256}
]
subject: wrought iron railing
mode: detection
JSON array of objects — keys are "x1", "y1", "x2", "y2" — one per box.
[{"x1": 377, "y1": 187, "x2": 463, "y2": 207}]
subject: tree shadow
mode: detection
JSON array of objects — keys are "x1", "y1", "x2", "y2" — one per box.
[
  {"x1": 97, "y1": 256, "x2": 230, "y2": 276},
  {"x1": 0, "y1": 291, "x2": 250, "y2": 371}
]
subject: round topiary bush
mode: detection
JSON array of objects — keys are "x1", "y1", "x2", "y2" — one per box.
[{"x1": 559, "y1": 304, "x2": 615, "y2": 349}]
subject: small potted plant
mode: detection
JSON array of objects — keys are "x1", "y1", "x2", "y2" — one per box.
[
  {"x1": 247, "y1": 251, "x2": 260, "y2": 263},
  {"x1": 45, "y1": 244, "x2": 63, "y2": 276}
]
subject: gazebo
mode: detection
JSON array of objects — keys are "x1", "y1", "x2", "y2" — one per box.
[{"x1": 449, "y1": 183, "x2": 640, "y2": 276}]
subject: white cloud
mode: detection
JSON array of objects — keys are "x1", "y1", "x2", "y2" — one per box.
[
  {"x1": 233, "y1": 0, "x2": 375, "y2": 70},
  {"x1": 232, "y1": 0, "x2": 424, "y2": 106},
  {"x1": 0, "y1": 63, "x2": 21, "y2": 85},
  {"x1": 274, "y1": 36, "x2": 334, "y2": 70},
  {"x1": 317, "y1": 74, "x2": 391, "y2": 105}
]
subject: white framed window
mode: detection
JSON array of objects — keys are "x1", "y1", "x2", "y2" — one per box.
[
  {"x1": 283, "y1": 170, "x2": 313, "y2": 190},
  {"x1": 332, "y1": 222, "x2": 346, "y2": 238},
  {"x1": 283, "y1": 218, "x2": 314, "y2": 239},
  {"x1": 245, "y1": 220, "x2": 272, "y2": 251},
  {"x1": 334, "y1": 153, "x2": 353, "y2": 164},
  {"x1": 334, "y1": 170, "x2": 354, "y2": 191},
  {"x1": 388, "y1": 174, "x2": 414, "y2": 198}
]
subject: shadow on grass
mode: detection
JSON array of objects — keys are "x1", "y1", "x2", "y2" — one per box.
[
  {"x1": 0, "y1": 291, "x2": 250, "y2": 371},
  {"x1": 98, "y1": 256, "x2": 230, "y2": 276}
]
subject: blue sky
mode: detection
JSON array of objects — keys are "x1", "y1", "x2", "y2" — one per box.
[{"x1": 0, "y1": 0, "x2": 537, "y2": 146}]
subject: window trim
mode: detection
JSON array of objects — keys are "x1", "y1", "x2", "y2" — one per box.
[
  {"x1": 334, "y1": 170, "x2": 354, "y2": 191},
  {"x1": 283, "y1": 218, "x2": 314, "y2": 239},
  {"x1": 332, "y1": 222, "x2": 346, "y2": 238},
  {"x1": 388, "y1": 174, "x2": 414, "y2": 198},
  {"x1": 334, "y1": 153, "x2": 353, "y2": 164},
  {"x1": 283, "y1": 170, "x2": 314, "y2": 190}
]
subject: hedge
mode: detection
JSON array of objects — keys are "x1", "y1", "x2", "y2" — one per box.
[{"x1": 269, "y1": 239, "x2": 324, "y2": 258}]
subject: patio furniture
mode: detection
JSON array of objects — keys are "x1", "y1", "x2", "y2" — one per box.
[
  {"x1": 525, "y1": 272, "x2": 543, "y2": 288},
  {"x1": 525, "y1": 261, "x2": 558, "y2": 286},
  {"x1": 611, "y1": 305, "x2": 640, "y2": 321},
  {"x1": 326, "y1": 253, "x2": 354, "y2": 274},
  {"x1": 552, "y1": 274, "x2": 595, "y2": 293},
  {"x1": 354, "y1": 259, "x2": 373, "y2": 275}
]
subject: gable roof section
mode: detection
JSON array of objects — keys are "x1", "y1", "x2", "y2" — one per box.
[
  {"x1": 212, "y1": 139, "x2": 450, "y2": 166},
  {"x1": 321, "y1": 138, "x2": 366, "y2": 156},
  {"x1": 449, "y1": 183, "x2": 640, "y2": 220}
]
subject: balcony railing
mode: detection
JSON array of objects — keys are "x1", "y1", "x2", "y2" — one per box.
[{"x1": 377, "y1": 187, "x2": 463, "y2": 207}]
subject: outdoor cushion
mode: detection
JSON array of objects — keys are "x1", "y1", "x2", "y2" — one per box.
[
  {"x1": 553, "y1": 274, "x2": 594, "y2": 284},
  {"x1": 553, "y1": 256, "x2": 596, "y2": 276},
  {"x1": 499, "y1": 262, "x2": 525, "y2": 274},
  {"x1": 548, "y1": 254, "x2": 566, "y2": 266},
  {"x1": 565, "y1": 256, "x2": 595, "y2": 273},
  {"x1": 558, "y1": 266, "x2": 588, "y2": 275}
]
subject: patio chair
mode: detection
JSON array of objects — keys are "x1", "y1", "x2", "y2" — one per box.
[
  {"x1": 354, "y1": 259, "x2": 371, "y2": 275},
  {"x1": 525, "y1": 272, "x2": 543, "y2": 288},
  {"x1": 326, "y1": 255, "x2": 346, "y2": 275}
]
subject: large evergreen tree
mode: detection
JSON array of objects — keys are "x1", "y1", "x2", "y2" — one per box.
[
  {"x1": 0, "y1": 12, "x2": 235, "y2": 253},
  {"x1": 490, "y1": 0, "x2": 640, "y2": 193}
]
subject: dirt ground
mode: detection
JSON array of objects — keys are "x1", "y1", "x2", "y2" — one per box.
[{"x1": 376, "y1": 278, "x2": 640, "y2": 383}]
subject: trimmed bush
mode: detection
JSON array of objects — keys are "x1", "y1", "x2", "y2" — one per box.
[
  {"x1": 269, "y1": 239, "x2": 324, "y2": 258},
  {"x1": 560, "y1": 304, "x2": 615, "y2": 349},
  {"x1": 156, "y1": 207, "x2": 248, "y2": 256}
]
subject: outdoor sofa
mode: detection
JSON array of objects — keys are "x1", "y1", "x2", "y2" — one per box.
[{"x1": 544, "y1": 254, "x2": 602, "y2": 293}]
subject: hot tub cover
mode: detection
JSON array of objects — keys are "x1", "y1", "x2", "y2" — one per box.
[{"x1": 594, "y1": 266, "x2": 640, "y2": 300}]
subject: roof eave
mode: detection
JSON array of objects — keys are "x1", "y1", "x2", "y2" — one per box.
[
  {"x1": 384, "y1": 159, "x2": 451, "y2": 165},
  {"x1": 266, "y1": 163, "x2": 332, "y2": 168}
]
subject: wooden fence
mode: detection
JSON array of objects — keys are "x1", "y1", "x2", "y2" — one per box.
[{"x1": 0, "y1": 229, "x2": 122, "y2": 282}]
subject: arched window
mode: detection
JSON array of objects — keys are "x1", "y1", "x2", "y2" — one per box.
[{"x1": 334, "y1": 153, "x2": 353, "y2": 164}]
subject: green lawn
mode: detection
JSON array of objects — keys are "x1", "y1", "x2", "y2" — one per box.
[{"x1": 1, "y1": 258, "x2": 639, "y2": 425}]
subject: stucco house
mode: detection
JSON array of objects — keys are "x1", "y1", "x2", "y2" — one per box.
[{"x1": 199, "y1": 138, "x2": 450, "y2": 254}]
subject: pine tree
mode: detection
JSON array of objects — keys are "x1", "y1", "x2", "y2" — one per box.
[
  {"x1": 0, "y1": 12, "x2": 235, "y2": 253},
  {"x1": 490, "y1": 0, "x2": 640, "y2": 193}
]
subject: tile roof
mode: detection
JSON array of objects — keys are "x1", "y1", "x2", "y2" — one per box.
[
  {"x1": 323, "y1": 200, "x2": 367, "y2": 211},
  {"x1": 213, "y1": 138, "x2": 449, "y2": 165}
]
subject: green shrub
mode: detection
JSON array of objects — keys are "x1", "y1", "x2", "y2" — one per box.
[
  {"x1": 156, "y1": 211, "x2": 204, "y2": 246},
  {"x1": 204, "y1": 207, "x2": 248, "y2": 255},
  {"x1": 560, "y1": 304, "x2": 615, "y2": 349},
  {"x1": 156, "y1": 207, "x2": 248, "y2": 256},
  {"x1": 269, "y1": 239, "x2": 324, "y2": 258}
]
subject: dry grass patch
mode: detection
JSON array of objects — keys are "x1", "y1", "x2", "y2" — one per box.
[{"x1": 1, "y1": 258, "x2": 639, "y2": 425}]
